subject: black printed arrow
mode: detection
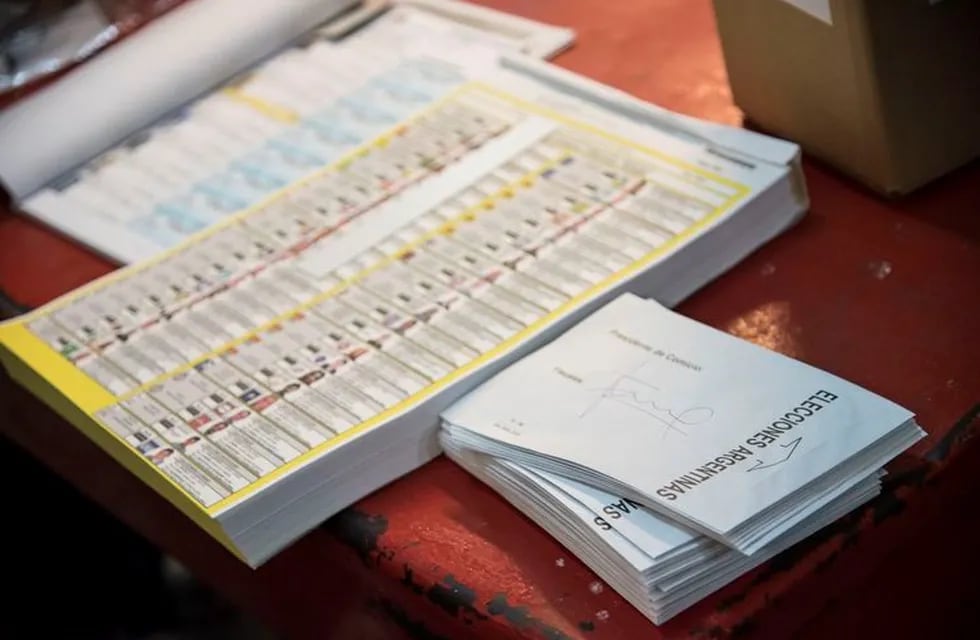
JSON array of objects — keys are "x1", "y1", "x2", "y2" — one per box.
[{"x1": 746, "y1": 436, "x2": 803, "y2": 472}]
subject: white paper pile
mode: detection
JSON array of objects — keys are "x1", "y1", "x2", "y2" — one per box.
[
  {"x1": 443, "y1": 440, "x2": 882, "y2": 624},
  {"x1": 441, "y1": 293, "x2": 924, "y2": 622}
]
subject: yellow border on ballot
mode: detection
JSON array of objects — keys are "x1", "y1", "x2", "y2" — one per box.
[{"x1": 0, "y1": 323, "x2": 247, "y2": 562}]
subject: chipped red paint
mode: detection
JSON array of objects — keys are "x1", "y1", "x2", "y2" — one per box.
[{"x1": 1, "y1": 1, "x2": 979, "y2": 639}]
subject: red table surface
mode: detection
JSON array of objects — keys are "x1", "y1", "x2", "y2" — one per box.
[{"x1": 2, "y1": 1, "x2": 979, "y2": 638}]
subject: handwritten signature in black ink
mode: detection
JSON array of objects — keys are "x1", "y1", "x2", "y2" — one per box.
[{"x1": 579, "y1": 374, "x2": 714, "y2": 438}]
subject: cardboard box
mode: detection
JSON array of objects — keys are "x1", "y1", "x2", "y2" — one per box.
[{"x1": 712, "y1": 0, "x2": 980, "y2": 195}]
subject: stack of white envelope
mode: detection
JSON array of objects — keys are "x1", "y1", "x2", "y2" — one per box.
[{"x1": 440, "y1": 292, "x2": 924, "y2": 624}]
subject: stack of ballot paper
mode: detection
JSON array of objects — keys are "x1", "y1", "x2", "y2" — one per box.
[
  {"x1": 0, "y1": 0, "x2": 574, "y2": 262},
  {"x1": 441, "y1": 293, "x2": 925, "y2": 623},
  {"x1": 0, "y1": 2, "x2": 812, "y2": 567}
]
